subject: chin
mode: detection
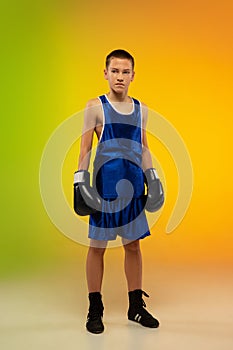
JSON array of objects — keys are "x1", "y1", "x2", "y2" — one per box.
[{"x1": 113, "y1": 87, "x2": 126, "y2": 93}]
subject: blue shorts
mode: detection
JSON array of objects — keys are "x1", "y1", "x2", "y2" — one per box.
[{"x1": 89, "y1": 196, "x2": 150, "y2": 241}]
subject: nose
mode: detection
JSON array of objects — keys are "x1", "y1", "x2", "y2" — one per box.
[
  {"x1": 117, "y1": 78, "x2": 123, "y2": 83},
  {"x1": 117, "y1": 73, "x2": 124, "y2": 81}
]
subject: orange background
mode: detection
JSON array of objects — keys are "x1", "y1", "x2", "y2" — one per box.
[{"x1": 1, "y1": 0, "x2": 233, "y2": 278}]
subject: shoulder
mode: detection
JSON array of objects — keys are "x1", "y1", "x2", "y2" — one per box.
[
  {"x1": 132, "y1": 97, "x2": 148, "y2": 124},
  {"x1": 140, "y1": 101, "x2": 148, "y2": 119},
  {"x1": 84, "y1": 97, "x2": 103, "y2": 126},
  {"x1": 139, "y1": 101, "x2": 148, "y2": 110},
  {"x1": 137, "y1": 101, "x2": 148, "y2": 126},
  {"x1": 133, "y1": 98, "x2": 148, "y2": 111},
  {"x1": 84, "y1": 97, "x2": 102, "y2": 118},
  {"x1": 85, "y1": 97, "x2": 101, "y2": 108}
]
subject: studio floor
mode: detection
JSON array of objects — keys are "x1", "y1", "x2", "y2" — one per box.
[{"x1": 1, "y1": 258, "x2": 233, "y2": 350}]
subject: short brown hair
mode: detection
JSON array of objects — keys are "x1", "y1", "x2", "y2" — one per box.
[{"x1": 106, "y1": 49, "x2": 135, "y2": 70}]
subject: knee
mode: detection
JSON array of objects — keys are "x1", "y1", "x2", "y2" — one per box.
[
  {"x1": 123, "y1": 240, "x2": 140, "y2": 253},
  {"x1": 88, "y1": 246, "x2": 106, "y2": 257}
]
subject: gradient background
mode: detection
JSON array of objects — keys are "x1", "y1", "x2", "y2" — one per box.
[{"x1": 1, "y1": 0, "x2": 233, "y2": 348}]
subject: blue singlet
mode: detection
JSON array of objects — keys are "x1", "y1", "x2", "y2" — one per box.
[{"x1": 88, "y1": 94, "x2": 150, "y2": 241}]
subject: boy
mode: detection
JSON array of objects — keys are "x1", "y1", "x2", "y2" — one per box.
[{"x1": 74, "y1": 49, "x2": 164, "y2": 334}]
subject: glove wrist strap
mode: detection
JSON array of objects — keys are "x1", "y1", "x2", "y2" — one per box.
[
  {"x1": 145, "y1": 168, "x2": 159, "y2": 180},
  {"x1": 74, "y1": 170, "x2": 89, "y2": 184}
]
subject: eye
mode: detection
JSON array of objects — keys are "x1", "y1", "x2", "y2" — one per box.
[{"x1": 123, "y1": 71, "x2": 130, "y2": 74}]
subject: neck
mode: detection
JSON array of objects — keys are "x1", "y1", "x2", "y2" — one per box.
[{"x1": 107, "y1": 90, "x2": 130, "y2": 103}]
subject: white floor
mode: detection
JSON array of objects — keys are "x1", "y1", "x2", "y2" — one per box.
[{"x1": 1, "y1": 261, "x2": 233, "y2": 350}]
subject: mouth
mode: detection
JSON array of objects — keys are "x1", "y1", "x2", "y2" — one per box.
[{"x1": 115, "y1": 83, "x2": 124, "y2": 87}]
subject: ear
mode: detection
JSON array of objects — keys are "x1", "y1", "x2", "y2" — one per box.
[
  {"x1": 104, "y1": 69, "x2": 108, "y2": 80},
  {"x1": 131, "y1": 71, "x2": 135, "y2": 82}
]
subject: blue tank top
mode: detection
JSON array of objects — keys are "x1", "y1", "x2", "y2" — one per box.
[{"x1": 93, "y1": 94, "x2": 145, "y2": 199}]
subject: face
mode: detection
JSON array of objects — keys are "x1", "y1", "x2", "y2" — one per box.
[{"x1": 104, "y1": 57, "x2": 135, "y2": 94}]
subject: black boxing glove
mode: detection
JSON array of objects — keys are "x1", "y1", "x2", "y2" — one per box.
[
  {"x1": 73, "y1": 170, "x2": 102, "y2": 216},
  {"x1": 144, "y1": 168, "x2": 164, "y2": 212}
]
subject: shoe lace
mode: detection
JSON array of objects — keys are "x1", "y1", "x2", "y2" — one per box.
[
  {"x1": 133, "y1": 290, "x2": 154, "y2": 319},
  {"x1": 141, "y1": 290, "x2": 149, "y2": 307},
  {"x1": 132, "y1": 290, "x2": 149, "y2": 308}
]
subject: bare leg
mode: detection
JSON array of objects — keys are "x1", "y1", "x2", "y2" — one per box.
[
  {"x1": 123, "y1": 239, "x2": 142, "y2": 291},
  {"x1": 86, "y1": 239, "x2": 108, "y2": 293}
]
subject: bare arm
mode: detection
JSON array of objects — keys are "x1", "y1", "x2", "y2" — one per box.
[
  {"x1": 141, "y1": 103, "x2": 153, "y2": 170},
  {"x1": 78, "y1": 99, "x2": 99, "y2": 170}
]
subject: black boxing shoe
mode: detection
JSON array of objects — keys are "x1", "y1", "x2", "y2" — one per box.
[
  {"x1": 128, "y1": 289, "x2": 159, "y2": 328},
  {"x1": 86, "y1": 292, "x2": 104, "y2": 334}
]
